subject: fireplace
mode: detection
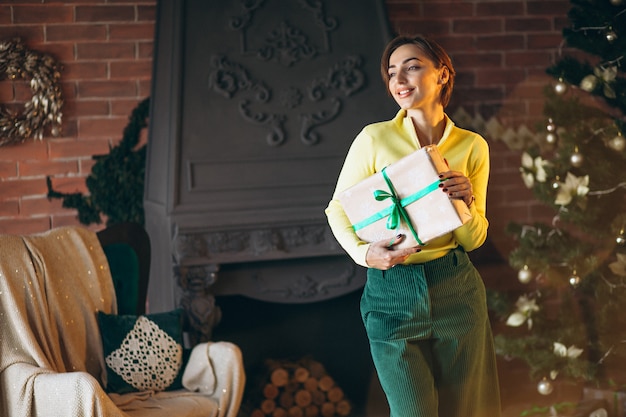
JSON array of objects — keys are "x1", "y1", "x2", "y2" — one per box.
[{"x1": 144, "y1": 0, "x2": 394, "y2": 412}]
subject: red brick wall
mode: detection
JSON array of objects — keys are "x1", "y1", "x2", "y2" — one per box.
[{"x1": 0, "y1": 0, "x2": 571, "y2": 256}]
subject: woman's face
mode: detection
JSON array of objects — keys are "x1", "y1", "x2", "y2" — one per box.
[{"x1": 387, "y1": 43, "x2": 447, "y2": 111}]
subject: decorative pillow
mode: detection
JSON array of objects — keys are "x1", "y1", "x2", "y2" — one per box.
[{"x1": 97, "y1": 309, "x2": 186, "y2": 394}]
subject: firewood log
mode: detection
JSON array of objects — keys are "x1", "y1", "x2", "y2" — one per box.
[
  {"x1": 320, "y1": 402, "x2": 336, "y2": 417},
  {"x1": 294, "y1": 389, "x2": 312, "y2": 408},
  {"x1": 318, "y1": 375, "x2": 335, "y2": 392},
  {"x1": 336, "y1": 400, "x2": 351, "y2": 416},
  {"x1": 273, "y1": 407, "x2": 288, "y2": 417},
  {"x1": 304, "y1": 404, "x2": 319, "y2": 417},
  {"x1": 327, "y1": 386, "x2": 344, "y2": 403},
  {"x1": 279, "y1": 391, "x2": 295, "y2": 409},
  {"x1": 251, "y1": 409, "x2": 265, "y2": 417},
  {"x1": 287, "y1": 405, "x2": 304, "y2": 417},
  {"x1": 294, "y1": 367, "x2": 310, "y2": 383},
  {"x1": 271, "y1": 368, "x2": 289, "y2": 387},
  {"x1": 261, "y1": 399, "x2": 276, "y2": 414},
  {"x1": 264, "y1": 383, "x2": 280, "y2": 399}
]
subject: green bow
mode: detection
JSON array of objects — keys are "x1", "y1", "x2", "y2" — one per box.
[{"x1": 373, "y1": 167, "x2": 424, "y2": 246}]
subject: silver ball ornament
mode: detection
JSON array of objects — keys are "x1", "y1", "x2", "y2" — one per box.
[
  {"x1": 606, "y1": 30, "x2": 618, "y2": 43},
  {"x1": 608, "y1": 134, "x2": 625, "y2": 152},
  {"x1": 546, "y1": 132, "x2": 558, "y2": 145},
  {"x1": 569, "y1": 273, "x2": 581, "y2": 288},
  {"x1": 546, "y1": 119, "x2": 556, "y2": 132},
  {"x1": 518, "y1": 265, "x2": 533, "y2": 284},
  {"x1": 537, "y1": 378, "x2": 554, "y2": 395},
  {"x1": 617, "y1": 232, "x2": 625, "y2": 246},
  {"x1": 554, "y1": 80, "x2": 567, "y2": 95},
  {"x1": 570, "y1": 151, "x2": 584, "y2": 167}
]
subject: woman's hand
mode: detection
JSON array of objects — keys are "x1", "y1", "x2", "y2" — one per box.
[
  {"x1": 365, "y1": 234, "x2": 421, "y2": 270},
  {"x1": 439, "y1": 170, "x2": 474, "y2": 206}
]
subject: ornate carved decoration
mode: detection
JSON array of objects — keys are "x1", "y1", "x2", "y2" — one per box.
[
  {"x1": 174, "y1": 223, "x2": 332, "y2": 261},
  {"x1": 207, "y1": 54, "x2": 365, "y2": 146},
  {"x1": 229, "y1": 0, "x2": 337, "y2": 64},
  {"x1": 253, "y1": 262, "x2": 359, "y2": 300},
  {"x1": 176, "y1": 263, "x2": 222, "y2": 344}
]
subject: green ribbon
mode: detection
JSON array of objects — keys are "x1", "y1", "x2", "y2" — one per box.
[{"x1": 352, "y1": 167, "x2": 441, "y2": 246}]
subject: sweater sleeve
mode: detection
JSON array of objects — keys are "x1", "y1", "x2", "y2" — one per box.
[
  {"x1": 451, "y1": 137, "x2": 490, "y2": 251},
  {"x1": 325, "y1": 129, "x2": 377, "y2": 267}
]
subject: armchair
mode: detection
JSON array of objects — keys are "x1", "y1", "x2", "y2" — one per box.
[{"x1": 0, "y1": 224, "x2": 245, "y2": 417}]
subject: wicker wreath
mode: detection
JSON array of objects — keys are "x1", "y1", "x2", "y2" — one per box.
[{"x1": 0, "y1": 38, "x2": 63, "y2": 147}]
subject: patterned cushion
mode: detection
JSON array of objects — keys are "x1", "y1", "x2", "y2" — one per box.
[{"x1": 97, "y1": 309, "x2": 185, "y2": 394}]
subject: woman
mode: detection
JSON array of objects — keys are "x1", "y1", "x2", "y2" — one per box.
[{"x1": 325, "y1": 35, "x2": 501, "y2": 417}]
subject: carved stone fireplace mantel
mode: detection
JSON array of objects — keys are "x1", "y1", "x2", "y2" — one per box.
[{"x1": 145, "y1": 0, "x2": 395, "y2": 343}]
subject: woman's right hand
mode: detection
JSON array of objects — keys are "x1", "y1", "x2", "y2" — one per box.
[{"x1": 365, "y1": 234, "x2": 421, "y2": 270}]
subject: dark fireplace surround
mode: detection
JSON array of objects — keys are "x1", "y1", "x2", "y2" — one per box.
[{"x1": 144, "y1": 0, "x2": 396, "y2": 410}]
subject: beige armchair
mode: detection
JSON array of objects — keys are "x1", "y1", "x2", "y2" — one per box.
[{"x1": 0, "y1": 225, "x2": 245, "y2": 417}]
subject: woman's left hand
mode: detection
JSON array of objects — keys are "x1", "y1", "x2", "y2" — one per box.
[{"x1": 438, "y1": 170, "x2": 474, "y2": 206}]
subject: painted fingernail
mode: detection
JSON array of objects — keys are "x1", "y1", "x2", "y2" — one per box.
[
  {"x1": 438, "y1": 183, "x2": 444, "y2": 188},
  {"x1": 442, "y1": 188, "x2": 448, "y2": 192},
  {"x1": 438, "y1": 174, "x2": 444, "y2": 178}
]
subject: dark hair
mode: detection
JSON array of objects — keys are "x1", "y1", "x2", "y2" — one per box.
[{"x1": 380, "y1": 34, "x2": 456, "y2": 108}]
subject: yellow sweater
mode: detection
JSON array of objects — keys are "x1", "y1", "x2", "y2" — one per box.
[{"x1": 325, "y1": 109, "x2": 490, "y2": 267}]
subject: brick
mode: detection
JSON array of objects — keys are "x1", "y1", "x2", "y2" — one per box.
[
  {"x1": 63, "y1": 99, "x2": 110, "y2": 117},
  {"x1": 423, "y1": 2, "x2": 473, "y2": 18},
  {"x1": 78, "y1": 117, "x2": 128, "y2": 137},
  {"x1": 19, "y1": 160, "x2": 79, "y2": 177},
  {"x1": 0, "y1": 178, "x2": 48, "y2": 199},
  {"x1": 506, "y1": 17, "x2": 552, "y2": 32},
  {"x1": 138, "y1": 79, "x2": 151, "y2": 96},
  {"x1": 76, "y1": 42, "x2": 135, "y2": 60},
  {"x1": 110, "y1": 98, "x2": 146, "y2": 116},
  {"x1": 78, "y1": 80, "x2": 138, "y2": 98},
  {"x1": 0, "y1": 6, "x2": 11, "y2": 24},
  {"x1": 61, "y1": 62, "x2": 108, "y2": 80},
  {"x1": 393, "y1": 20, "x2": 451, "y2": 37},
  {"x1": 38, "y1": 43, "x2": 75, "y2": 63},
  {"x1": 0, "y1": 161, "x2": 17, "y2": 178},
  {"x1": 453, "y1": 18, "x2": 503, "y2": 34},
  {"x1": 109, "y1": 23, "x2": 155, "y2": 40},
  {"x1": 0, "y1": 200, "x2": 19, "y2": 217},
  {"x1": 21, "y1": 196, "x2": 66, "y2": 216},
  {"x1": 0, "y1": 26, "x2": 45, "y2": 42},
  {"x1": 137, "y1": 41, "x2": 154, "y2": 59},
  {"x1": 0, "y1": 217, "x2": 51, "y2": 235},
  {"x1": 51, "y1": 214, "x2": 99, "y2": 229},
  {"x1": 13, "y1": 6, "x2": 73, "y2": 24},
  {"x1": 505, "y1": 51, "x2": 553, "y2": 67},
  {"x1": 75, "y1": 6, "x2": 136, "y2": 23},
  {"x1": 476, "y1": 2, "x2": 524, "y2": 16},
  {"x1": 110, "y1": 60, "x2": 152, "y2": 78},
  {"x1": 476, "y1": 68, "x2": 527, "y2": 86},
  {"x1": 527, "y1": 1, "x2": 570, "y2": 16},
  {"x1": 475, "y1": 34, "x2": 525, "y2": 51},
  {"x1": 46, "y1": 24, "x2": 107, "y2": 42},
  {"x1": 47, "y1": 175, "x2": 89, "y2": 194},
  {"x1": 528, "y1": 33, "x2": 563, "y2": 49},
  {"x1": 137, "y1": 4, "x2": 157, "y2": 21},
  {"x1": 0, "y1": 140, "x2": 48, "y2": 162},
  {"x1": 49, "y1": 138, "x2": 110, "y2": 159},
  {"x1": 453, "y1": 52, "x2": 503, "y2": 68}
]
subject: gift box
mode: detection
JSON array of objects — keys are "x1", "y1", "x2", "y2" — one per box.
[{"x1": 338, "y1": 145, "x2": 472, "y2": 249}]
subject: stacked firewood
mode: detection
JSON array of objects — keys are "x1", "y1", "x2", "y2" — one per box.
[{"x1": 250, "y1": 358, "x2": 352, "y2": 417}]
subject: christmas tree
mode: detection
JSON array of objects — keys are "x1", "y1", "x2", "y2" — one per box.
[{"x1": 491, "y1": 0, "x2": 626, "y2": 404}]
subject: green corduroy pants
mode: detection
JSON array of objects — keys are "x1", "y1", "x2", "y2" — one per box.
[{"x1": 360, "y1": 247, "x2": 501, "y2": 417}]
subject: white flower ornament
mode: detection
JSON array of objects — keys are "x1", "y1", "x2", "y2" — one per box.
[
  {"x1": 553, "y1": 342, "x2": 583, "y2": 359},
  {"x1": 609, "y1": 253, "x2": 626, "y2": 277},
  {"x1": 506, "y1": 294, "x2": 540, "y2": 329},
  {"x1": 555, "y1": 172, "x2": 589, "y2": 206}
]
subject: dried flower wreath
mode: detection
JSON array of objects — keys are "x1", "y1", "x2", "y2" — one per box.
[{"x1": 0, "y1": 38, "x2": 63, "y2": 146}]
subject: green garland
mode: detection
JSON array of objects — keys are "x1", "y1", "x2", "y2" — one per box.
[
  {"x1": 47, "y1": 97, "x2": 149, "y2": 226},
  {"x1": 0, "y1": 38, "x2": 63, "y2": 146}
]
